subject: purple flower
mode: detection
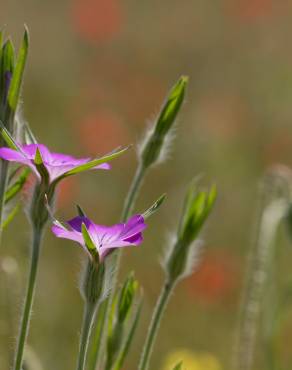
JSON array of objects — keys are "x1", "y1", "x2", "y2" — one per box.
[
  {"x1": 0, "y1": 143, "x2": 110, "y2": 184},
  {"x1": 51, "y1": 214, "x2": 147, "y2": 261}
]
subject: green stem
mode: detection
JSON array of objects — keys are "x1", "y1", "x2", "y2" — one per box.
[
  {"x1": 0, "y1": 160, "x2": 9, "y2": 243},
  {"x1": 138, "y1": 280, "x2": 174, "y2": 370},
  {"x1": 76, "y1": 302, "x2": 97, "y2": 370},
  {"x1": 87, "y1": 298, "x2": 109, "y2": 370},
  {"x1": 88, "y1": 164, "x2": 146, "y2": 370},
  {"x1": 13, "y1": 227, "x2": 43, "y2": 370},
  {"x1": 234, "y1": 199, "x2": 286, "y2": 370},
  {"x1": 121, "y1": 164, "x2": 146, "y2": 222}
]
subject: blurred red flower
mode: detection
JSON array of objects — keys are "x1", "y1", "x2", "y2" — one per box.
[
  {"x1": 71, "y1": 0, "x2": 123, "y2": 43},
  {"x1": 21, "y1": 172, "x2": 36, "y2": 203},
  {"x1": 187, "y1": 250, "x2": 239, "y2": 305},
  {"x1": 262, "y1": 129, "x2": 292, "y2": 167},
  {"x1": 226, "y1": 0, "x2": 273, "y2": 22},
  {"x1": 76, "y1": 110, "x2": 129, "y2": 155},
  {"x1": 21, "y1": 172, "x2": 78, "y2": 209},
  {"x1": 57, "y1": 177, "x2": 79, "y2": 209}
]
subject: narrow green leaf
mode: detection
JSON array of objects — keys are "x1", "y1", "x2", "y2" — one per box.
[
  {"x1": 8, "y1": 165, "x2": 22, "y2": 183},
  {"x1": 52, "y1": 218, "x2": 68, "y2": 233},
  {"x1": 0, "y1": 39, "x2": 15, "y2": 106},
  {"x1": 34, "y1": 147, "x2": 49, "y2": 185},
  {"x1": 76, "y1": 204, "x2": 86, "y2": 217},
  {"x1": 112, "y1": 300, "x2": 143, "y2": 370},
  {"x1": 81, "y1": 223, "x2": 98, "y2": 260},
  {"x1": 4, "y1": 168, "x2": 29, "y2": 204},
  {"x1": 0, "y1": 30, "x2": 3, "y2": 49},
  {"x1": 56, "y1": 145, "x2": 131, "y2": 180},
  {"x1": 23, "y1": 121, "x2": 38, "y2": 144},
  {"x1": 1, "y1": 203, "x2": 20, "y2": 230},
  {"x1": 142, "y1": 193, "x2": 166, "y2": 219},
  {"x1": 0, "y1": 119, "x2": 22, "y2": 150},
  {"x1": 2, "y1": 39, "x2": 15, "y2": 75},
  {"x1": 7, "y1": 27, "x2": 29, "y2": 112}
]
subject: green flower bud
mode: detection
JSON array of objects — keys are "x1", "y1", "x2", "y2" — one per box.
[
  {"x1": 139, "y1": 76, "x2": 188, "y2": 169},
  {"x1": 117, "y1": 272, "x2": 138, "y2": 323},
  {"x1": 29, "y1": 183, "x2": 54, "y2": 231},
  {"x1": 0, "y1": 28, "x2": 28, "y2": 131},
  {"x1": 164, "y1": 183, "x2": 216, "y2": 283},
  {"x1": 106, "y1": 273, "x2": 139, "y2": 369},
  {"x1": 80, "y1": 259, "x2": 105, "y2": 305},
  {"x1": 0, "y1": 39, "x2": 14, "y2": 111}
]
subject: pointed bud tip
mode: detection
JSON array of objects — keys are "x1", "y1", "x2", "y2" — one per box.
[
  {"x1": 180, "y1": 75, "x2": 189, "y2": 84},
  {"x1": 76, "y1": 204, "x2": 86, "y2": 217},
  {"x1": 34, "y1": 147, "x2": 43, "y2": 165},
  {"x1": 23, "y1": 26, "x2": 29, "y2": 47}
]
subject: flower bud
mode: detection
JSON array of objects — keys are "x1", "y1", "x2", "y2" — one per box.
[
  {"x1": 80, "y1": 259, "x2": 105, "y2": 305},
  {"x1": 0, "y1": 28, "x2": 28, "y2": 132},
  {"x1": 164, "y1": 184, "x2": 216, "y2": 283},
  {"x1": 0, "y1": 39, "x2": 14, "y2": 111},
  {"x1": 29, "y1": 181, "x2": 54, "y2": 231},
  {"x1": 106, "y1": 273, "x2": 139, "y2": 369},
  {"x1": 139, "y1": 76, "x2": 188, "y2": 169},
  {"x1": 117, "y1": 272, "x2": 138, "y2": 323}
]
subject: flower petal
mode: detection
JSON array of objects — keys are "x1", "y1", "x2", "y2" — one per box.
[
  {"x1": 22, "y1": 144, "x2": 51, "y2": 161},
  {"x1": 93, "y1": 163, "x2": 111, "y2": 170},
  {"x1": 120, "y1": 215, "x2": 147, "y2": 240},
  {"x1": 0, "y1": 147, "x2": 27, "y2": 162},
  {"x1": 67, "y1": 216, "x2": 94, "y2": 232},
  {"x1": 51, "y1": 224, "x2": 84, "y2": 245},
  {"x1": 0, "y1": 147, "x2": 39, "y2": 177}
]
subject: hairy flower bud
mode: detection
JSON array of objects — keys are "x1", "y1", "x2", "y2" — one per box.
[
  {"x1": 139, "y1": 76, "x2": 188, "y2": 169},
  {"x1": 80, "y1": 259, "x2": 105, "y2": 305},
  {"x1": 164, "y1": 183, "x2": 216, "y2": 283}
]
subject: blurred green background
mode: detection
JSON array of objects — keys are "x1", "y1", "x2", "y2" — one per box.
[{"x1": 1, "y1": 1, "x2": 292, "y2": 369}]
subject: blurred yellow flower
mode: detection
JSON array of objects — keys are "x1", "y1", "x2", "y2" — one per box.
[{"x1": 162, "y1": 349, "x2": 222, "y2": 370}]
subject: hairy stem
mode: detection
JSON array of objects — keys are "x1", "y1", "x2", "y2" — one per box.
[
  {"x1": 121, "y1": 164, "x2": 145, "y2": 222},
  {"x1": 88, "y1": 164, "x2": 146, "y2": 370},
  {"x1": 138, "y1": 280, "x2": 174, "y2": 370},
  {"x1": 234, "y1": 199, "x2": 286, "y2": 370},
  {"x1": 87, "y1": 298, "x2": 109, "y2": 370},
  {"x1": 76, "y1": 302, "x2": 97, "y2": 370},
  {"x1": 13, "y1": 227, "x2": 43, "y2": 370}
]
